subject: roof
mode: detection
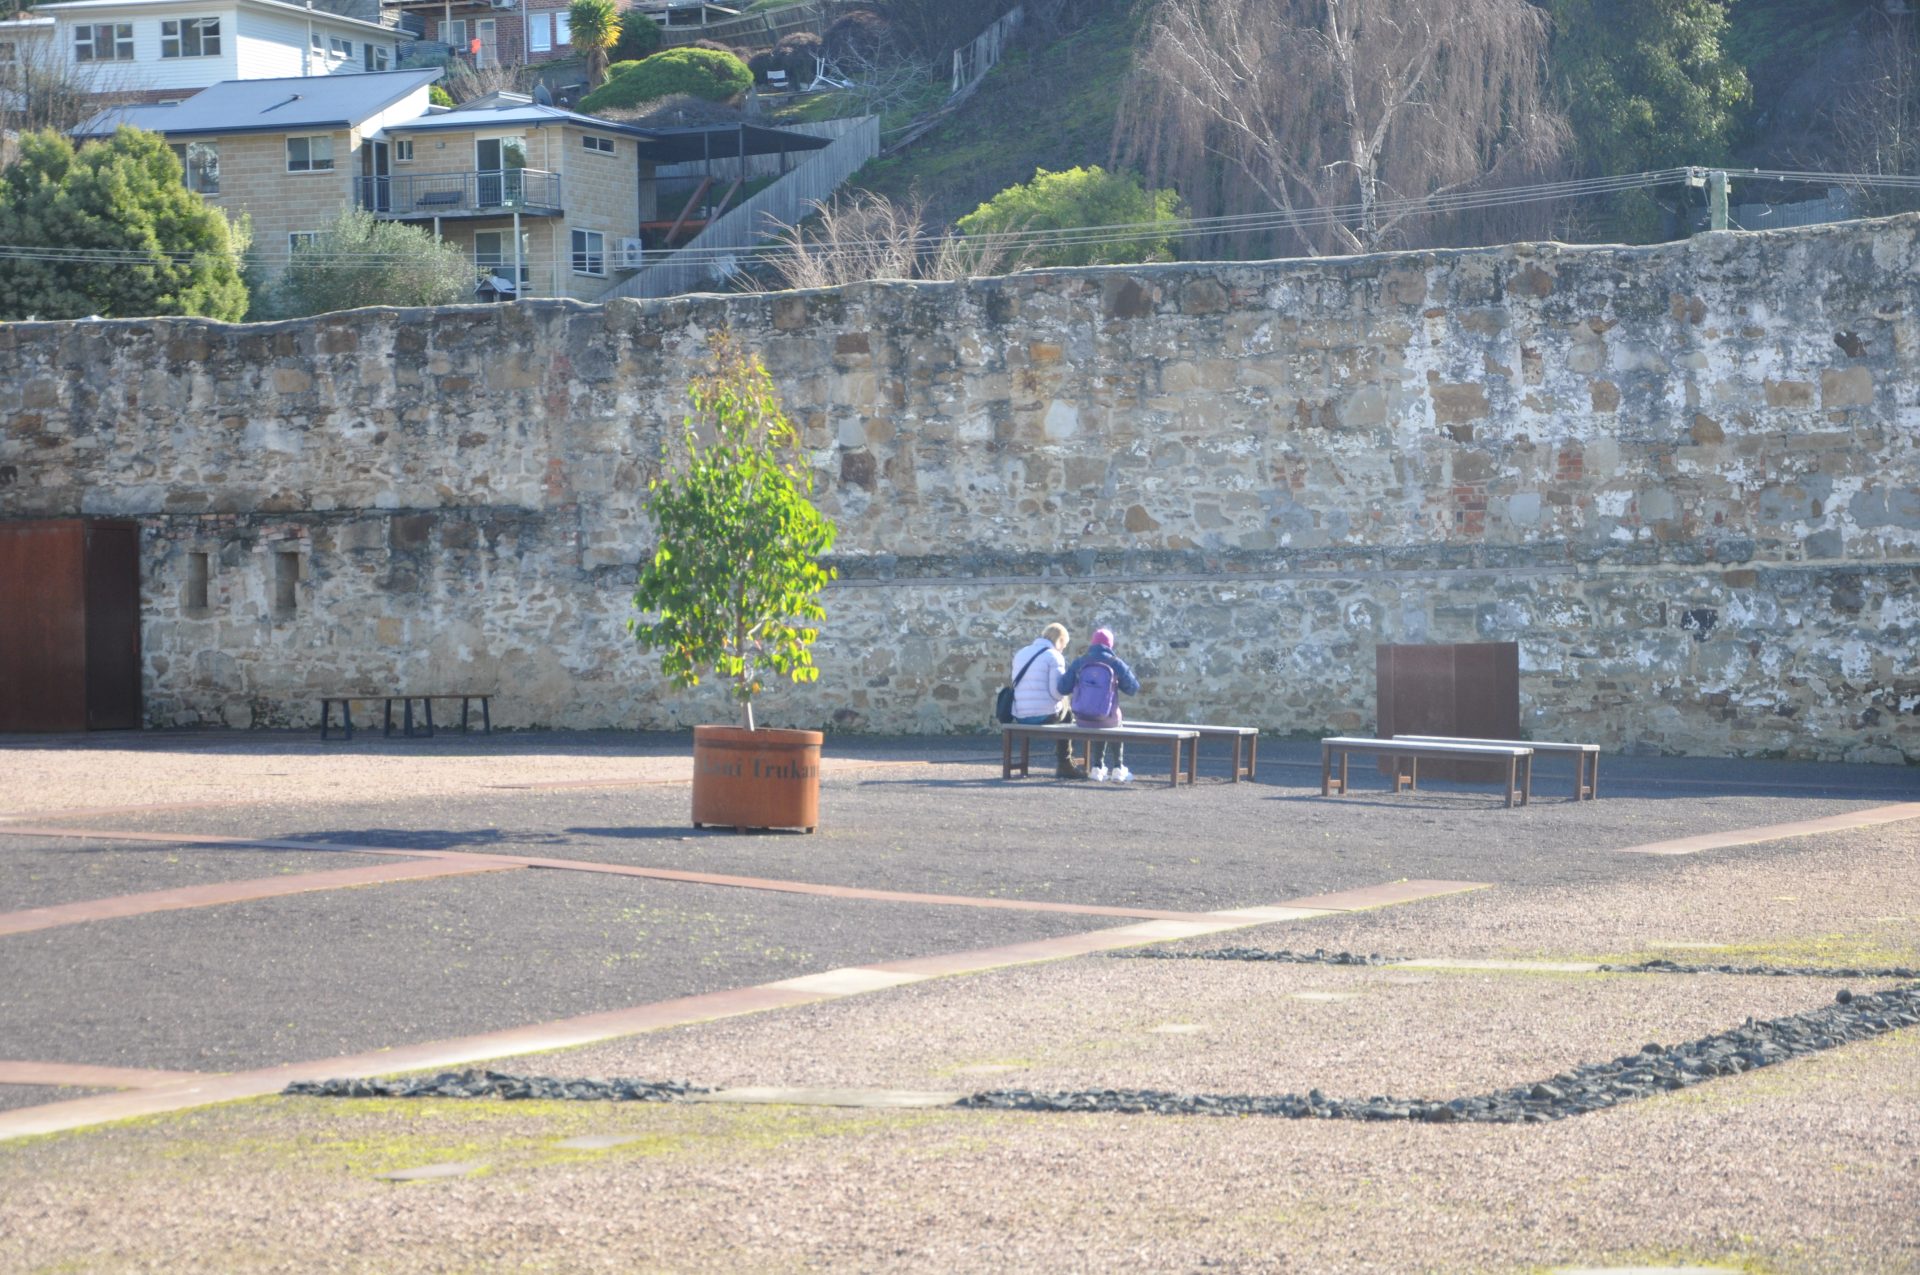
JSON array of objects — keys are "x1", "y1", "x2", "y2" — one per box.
[
  {"x1": 384, "y1": 102, "x2": 832, "y2": 163},
  {"x1": 73, "y1": 68, "x2": 440, "y2": 138},
  {"x1": 35, "y1": 0, "x2": 396, "y2": 37}
]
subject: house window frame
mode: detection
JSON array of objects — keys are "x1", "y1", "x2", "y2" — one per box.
[
  {"x1": 170, "y1": 140, "x2": 220, "y2": 194},
  {"x1": 529, "y1": 13, "x2": 550, "y2": 53},
  {"x1": 442, "y1": 18, "x2": 466, "y2": 50},
  {"x1": 553, "y1": 11, "x2": 570, "y2": 44},
  {"x1": 330, "y1": 35, "x2": 351, "y2": 58},
  {"x1": 74, "y1": 22, "x2": 134, "y2": 62},
  {"x1": 364, "y1": 42, "x2": 389, "y2": 71},
  {"x1": 285, "y1": 134, "x2": 335, "y2": 173},
  {"x1": 473, "y1": 229, "x2": 530, "y2": 285},
  {"x1": 288, "y1": 231, "x2": 318, "y2": 252},
  {"x1": 160, "y1": 16, "x2": 221, "y2": 58},
  {"x1": 393, "y1": 138, "x2": 414, "y2": 162},
  {"x1": 582, "y1": 134, "x2": 613, "y2": 155},
  {"x1": 571, "y1": 228, "x2": 605, "y2": 277}
]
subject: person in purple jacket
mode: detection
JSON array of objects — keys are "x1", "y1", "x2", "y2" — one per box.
[{"x1": 1058, "y1": 627, "x2": 1140, "y2": 782}]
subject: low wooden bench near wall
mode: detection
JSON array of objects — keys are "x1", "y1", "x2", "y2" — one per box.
[
  {"x1": 1001, "y1": 723, "x2": 1200, "y2": 788},
  {"x1": 1320, "y1": 736, "x2": 1535, "y2": 808},
  {"x1": 1125, "y1": 721, "x2": 1260, "y2": 782},
  {"x1": 1393, "y1": 735, "x2": 1599, "y2": 801},
  {"x1": 320, "y1": 693, "x2": 493, "y2": 742}
]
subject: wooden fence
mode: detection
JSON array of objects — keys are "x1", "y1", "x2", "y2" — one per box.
[
  {"x1": 656, "y1": 3, "x2": 825, "y2": 52},
  {"x1": 606, "y1": 114, "x2": 879, "y2": 299}
]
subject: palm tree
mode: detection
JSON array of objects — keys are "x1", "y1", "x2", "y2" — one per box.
[{"x1": 568, "y1": 0, "x2": 621, "y2": 89}]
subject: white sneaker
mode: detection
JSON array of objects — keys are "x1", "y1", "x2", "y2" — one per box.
[
  {"x1": 1089, "y1": 766, "x2": 1109, "y2": 782},
  {"x1": 1111, "y1": 766, "x2": 1132, "y2": 783}
]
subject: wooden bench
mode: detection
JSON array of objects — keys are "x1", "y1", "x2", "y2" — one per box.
[
  {"x1": 1125, "y1": 721, "x2": 1260, "y2": 781},
  {"x1": 320, "y1": 693, "x2": 493, "y2": 742},
  {"x1": 1321, "y1": 736, "x2": 1534, "y2": 807},
  {"x1": 1002, "y1": 723, "x2": 1201, "y2": 788},
  {"x1": 1393, "y1": 734, "x2": 1599, "y2": 801}
]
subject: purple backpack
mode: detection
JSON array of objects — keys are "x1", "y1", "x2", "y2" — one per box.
[{"x1": 1070, "y1": 660, "x2": 1118, "y2": 719}]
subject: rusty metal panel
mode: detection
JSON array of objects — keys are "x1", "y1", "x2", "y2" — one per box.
[
  {"x1": 83, "y1": 521, "x2": 142, "y2": 730},
  {"x1": 1376, "y1": 642, "x2": 1520, "y2": 783},
  {"x1": 0, "y1": 521, "x2": 88, "y2": 732}
]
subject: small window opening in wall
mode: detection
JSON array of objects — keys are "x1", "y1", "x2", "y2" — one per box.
[
  {"x1": 186, "y1": 551, "x2": 209, "y2": 610},
  {"x1": 273, "y1": 552, "x2": 299, "y2": 617}
]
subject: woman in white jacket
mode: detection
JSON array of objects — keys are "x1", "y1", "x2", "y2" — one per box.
[{"x1": 1009, "y1": 623, "x2": 1084, "y2": 778}]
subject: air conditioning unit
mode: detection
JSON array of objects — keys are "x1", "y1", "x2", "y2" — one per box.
[
  {"x1": 617, "y1": 237, "x2": 646, "y2": 270},
  {"x1": 490, "y1": 0, "x2": 516, "y2": 10}
]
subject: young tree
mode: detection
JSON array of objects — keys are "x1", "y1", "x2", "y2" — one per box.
[
  {"x1": 630, "y1": 334, "x2": 837, "y2": 731},
  {"x1": 0, "y1": 127, "x2": 247, "y2": 321},
  {"x1": 1118, "y1": 0, "x2": 1569, "y2": 259},
  {"x1": 272, "y1": 207, "x2": 473, "y2": 316},
  {"x1": 568, "y1": 0, "x2": 621, "y2": 89},
  {"x1": 955, "y1": 166, "x2": 1180, "y2": 268}
]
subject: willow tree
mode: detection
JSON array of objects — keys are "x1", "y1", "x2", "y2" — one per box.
[{"x1": 1117, "y1": 0, "x2": 1570, "y2": 259}]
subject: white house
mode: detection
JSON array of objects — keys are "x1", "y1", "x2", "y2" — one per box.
[{"x1": 30, "y1": 0, "x2": 402, "y2": 100}]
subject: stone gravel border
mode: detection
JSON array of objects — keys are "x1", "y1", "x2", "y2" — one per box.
[
  {"x1": 1115, "y1": 947, "x2": 1402, "y2": 966},
  {"x1": 284, "y1": 985, "x2": 1919, "y2": 1126},
  {"x1": 1114, "y1": 947, "x2": 1920, "y2": 979}
]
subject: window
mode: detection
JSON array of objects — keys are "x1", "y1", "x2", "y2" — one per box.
[
  {"x1": 286, "y1": 135, "x2": 334, "y2": 172},
  {"x1": 273, "y1": 552, "x2": 299, "y2": 618},
  {"x1": 582, "y1": 134, "x2": 613, "y2": 155},
  {"x1": 530, "y1": 14, "x2": 550, "y2": 53},
  {"x1": 74, "y1": 23, "x2": 134, "y2": 62},
  {"x1": 571, "y1": 228, "x2": 605, "y2": 277},
  {"x1": 0, "y1": 41, "x2": 17, "y2": 70},
  {"x1": 161, "y1": 17, "x2": 220, "y2": 58},
  {"x1": 330, "y1": 36, "x2": 350, "y2": 57},
  {"x1": 288, "y1": 232, "x2": 318, "y2": 254},
  {"x1": 364, "y1": 43, "x2": 389, "y2": 71},
  {"x1": 474, "y1": 230, "x2": 529, "y2": 285},
  {"x1": 553, "y1": 11, "x2": 570, "y2": 44},
  {"x1": 443, "y1": 19, "x2": 466, "y2": 50},
  {"x1": 393, "y1": 139, "x2": 413, "y2": 162},
  {"x1": 311, "y1": 29, "x2": 323, "y2": 51},
  {"x1": 185, "y1": 552, "x2": 210, "y2": 611},
  {"x1": 169, "y1": 141, "x2": 219, "y2": 194}
]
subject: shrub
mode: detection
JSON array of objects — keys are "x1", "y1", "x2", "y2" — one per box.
[
  {"x1": 955, "y1": 166, "x2": 1182, "y2": 268},
  {"x1": 772, "y1": 31, "x2": 822, "y2": 83},
  {"x1": 607, "y1": 12, "x2": 662, "y2": 64},
  {"x1": 274, "y1": 207, "x2": 474, "y2": 316},
  {"x1": 825, "y1": 8, "x2": 899, "y2": 64},
  {"x1": 577, "y1": 46, "x2": 752, "y2": 112},
  {"x1": 428, "y1": 83, "x2": 454, "y2": 107},
  {"x1": 0, "y1": 127, "x2": 247, "y2": 320}
]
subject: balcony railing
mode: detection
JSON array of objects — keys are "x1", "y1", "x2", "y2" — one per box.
[{"x1": 356, "y1": 168, "x2": 562, "y2": 218}]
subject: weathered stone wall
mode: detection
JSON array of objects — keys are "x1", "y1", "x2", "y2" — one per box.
[{"x1": 3, "y1": 215, "x2": 1918, "y2": 760}]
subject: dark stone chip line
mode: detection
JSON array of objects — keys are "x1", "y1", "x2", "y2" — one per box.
[
  {"x1": 283, "y1": 1069, "x2": 708, "y2": 1103},
  {"x1": 1114, "y1": 947, "x2": 1402, "y2": 966},
  {"x1": 1598, "y1": 957, "x2": 1920, "y2": 979},
  {"x1": 955, "y1": 983, "x2": 1920, "y2": 1124},
  {"x1": 1117, "y1": 948, "x2": 1920, "y2": 980}
]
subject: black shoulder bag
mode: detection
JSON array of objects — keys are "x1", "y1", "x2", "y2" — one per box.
[{"x1": 995, "y1": 647, "x2": 1049, "y2": 724}]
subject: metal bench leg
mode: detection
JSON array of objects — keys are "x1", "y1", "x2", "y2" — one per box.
[
  {"x1": 384, "y1": 699, "x2": 395, "y2": 738},
  {"x1": 1020, "y1": 736, "x2": 1031, "y2": 778},
  {"x1": 422, "y1": 697, "x2": 435, "y2": 738},
  {"x1": 1522, "y1": 754, "x2": 1533, "y2": 806},
  {"x1": 1002, "y1": 730, "x2": 1014, "y2": 780},
  {"x1": 462, "y1": 697, "x2": 471, "y2": 734},
  {"x1": 1168, "y1": 738, "x2": 1179, "y2": 788},
  {"x1": 1320, "y1": 745, "x2": 1332, "y2": 796},
  {"x1": 1231, "y1": 736, "x2": 1241, "y2": 783},
  {"x1": 1187, "y1": 737, "x2": 1196, "y2": 786},
  {"x1": 1588, "y1": 753, "x2": 1599, "y2": 800},
  {"x1": 1505, "y1": 757, "x2": 1516, "y2": 808},
  {"x1": 1340, "y1": 749, "x2": 1350, "y2": 796},
  {"x1": 1246, "y1": 735, "x2": 1257, "y2": 780},
  {"x1": 481, "y1": 697, "x2": 491, "y2": 733},
  {"x1": 1408, "y1": 757, "x2": 1419, "y2": 791},
  {"x1": 321, "y1": 699, "x2": 332, "y2": 742},
  {"x1": 403, "y1": 697, "x2": 415, "y2": 737}
]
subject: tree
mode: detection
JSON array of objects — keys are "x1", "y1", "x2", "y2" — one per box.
[
  {"x1": 1117, "y1": 0, "x2": 1569, "y2": 259},
  {"x1": 1548, "y1": 0, "x2": 1750, "y2": 177},
  {"x1": 955, "y1": 166, "x2": 1181, "y2": 268},
  {"x1": 272, "y1": 207, "x2": 473, "y2": 317},
  {"x1": 577, "y1": 46, "x2": 751, "y2": 113},
  {"x1": 630, "y1": 334, "x2": 837, "y2": 731},
  {"x1": 607, "y1": 10, "x2": 662, "y2": 66},
  {"x1": 568, "y1": 0, "x2": 620, "y2": 89},
  {"x1": 0, "y1": 127, "x2": 247, "y2": 321},
  {"x1": 759, "y1": 191, "x2": 1028, "y2": 289}
]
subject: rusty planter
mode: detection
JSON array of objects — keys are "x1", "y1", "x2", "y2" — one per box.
[{"x1": 691, "y1": 724, "x2": 822, "y2": 833}]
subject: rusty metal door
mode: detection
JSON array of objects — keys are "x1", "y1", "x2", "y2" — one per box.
[
  {"x1": 1375, "y1": 642, "x2": 1520, "y2": 782},
  {"x1": 0, "y1": 520, "x2": 89, "y2": 732},
  {"x1": 83, "y1": 521, "x2": 142, "y2": 730}
]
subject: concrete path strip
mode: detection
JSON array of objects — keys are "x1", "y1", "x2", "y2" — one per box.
[
  {"x1": 0, "y1": 895, "x2": 1388, "y2": 1142},
  {"x1": 0, "y1": 856, "x2": 525, "y2": 937},
  {"x1": 1614, "y1": 802, "x2": 1920, "y2": 855},
  {"x1": 0, "y1": 1061, "x2": 209, "y2": 1089}
]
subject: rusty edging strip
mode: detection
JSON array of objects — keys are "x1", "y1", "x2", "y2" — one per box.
[
  {"x1": 0, "y1": 1061, "x2": 210, "y2": 1089},
  {"x1": 0, "y1": 857, "x2": 526, "y2": 937},
  {"x1": 1615, "y1": 802, "x2": 1920, "y2": 856},
  {"x1": 1277, "y1": 879, "x2": 1492, "y2": 912},
  {"x1": 0, "y1": 826, "x2": 1262, "y2": 925},
  {"x1": 0, "y1": 898, "x2": 1354, "y2": 1142}
]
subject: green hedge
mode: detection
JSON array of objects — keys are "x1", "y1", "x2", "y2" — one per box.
[{"x1": 578, "y1": 47, "x2": 751, "y2": 113}]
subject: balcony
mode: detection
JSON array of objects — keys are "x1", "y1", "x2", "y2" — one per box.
[{"x1": 356, "y1": 169, "x2": 562, "y2": 220}]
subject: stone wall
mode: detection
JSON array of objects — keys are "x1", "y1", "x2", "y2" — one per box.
[{"x1": 3, "y1": 215, "x2": 1918, "y2": 760}]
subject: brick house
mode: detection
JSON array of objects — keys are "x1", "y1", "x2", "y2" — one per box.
[{"x1": 390, "y1": 0, "x2": 596, "y2": 70}]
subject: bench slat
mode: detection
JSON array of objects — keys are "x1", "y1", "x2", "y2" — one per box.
[
  {"x1": 1320, "y1": 737, "x2": 1532, "y2": 808},
  {"x1": 1392, "y1": 735, "x2": 1599, "y2": 800}
]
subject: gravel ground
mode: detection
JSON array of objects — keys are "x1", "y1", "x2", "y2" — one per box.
[
  {"x1": 0, "y1": 868, "x2": 1099, "y2": 1074},
  {"x1": 0, "y1": 1035, "x2": 1913, "y2": 1273},
  {"x1": 0, "y1": 1085, "x2": 104, "y2": 1113},
  {"x1": 0, "y1": 837, "x2": 391, "y2": 911}
]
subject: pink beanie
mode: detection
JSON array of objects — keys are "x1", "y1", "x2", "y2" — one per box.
[{"x1": 1091, "y1": 628, "x2": 1114, "y2": 648}]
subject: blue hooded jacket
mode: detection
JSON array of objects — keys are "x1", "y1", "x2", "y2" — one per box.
[{"x1": 1057, "y1": 645, "x2": 1140, "y2": 698}]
